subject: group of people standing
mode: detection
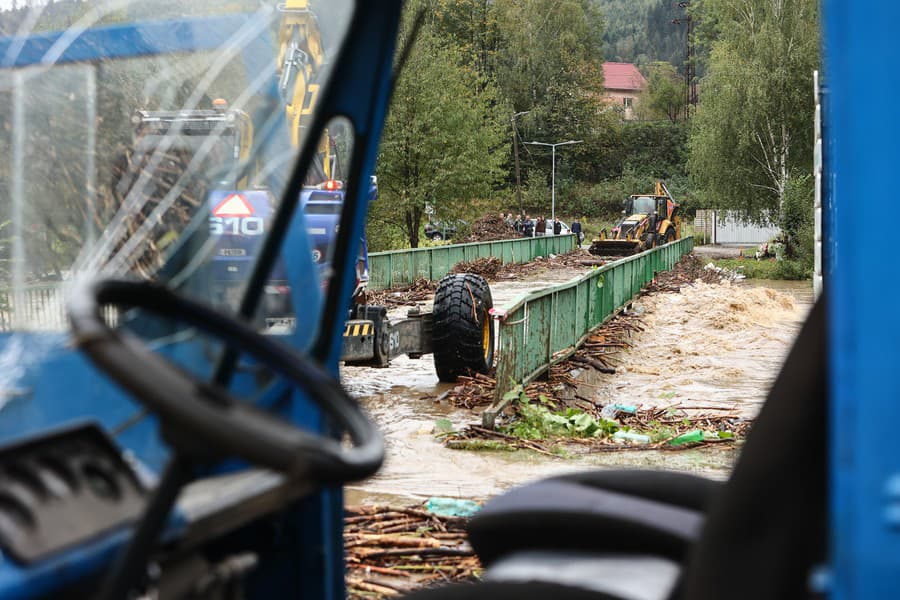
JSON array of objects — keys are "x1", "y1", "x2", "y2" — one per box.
[
  {"x1": 507, "y1": 214, "x2": 561, "y2": 236},
  {"x1": 503, "y1": 213, "x2": 584, "y2": 246}
]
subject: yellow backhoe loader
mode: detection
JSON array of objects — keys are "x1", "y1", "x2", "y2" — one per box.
[{"x1": 589, "y1": 181, "x2": 681, "y2": 257}]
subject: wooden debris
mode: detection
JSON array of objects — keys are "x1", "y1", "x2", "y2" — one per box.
[
  {"x1": 644, "y1": 254, "x2": 738, "y2": 294},
  {"x1": 461, "y1": 214, "x2": 520, "y2": 243},
  {"x1": 450, "y1": 256, "x2": 503, "y2": 279},
  {"x1": 365, "y1": 278, "x2": 436, "y2": 307},
  {"x1": 345, "y1": 504, "x2": 481, "y2": 599},
  {"x1": 495, "y1": 250, "x2": 597, "y2": 280},
  {"x1": 444, "y1": 374, "x2": 496, "y2": 409}
]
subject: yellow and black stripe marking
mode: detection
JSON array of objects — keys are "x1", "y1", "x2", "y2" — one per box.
[{"x1": 343, "y1": 321, "x2": 373, "y2": 337}]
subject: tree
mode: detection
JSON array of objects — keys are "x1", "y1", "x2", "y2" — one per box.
[
  {"x1": 490, "y1": 0, "x2": 607, "y2": 186},
  {"x1": 429, "y1": 0, "x2": 500, "y2": 85},
  {"x1": 596, "y1": 0, "x2": 687, "y2": 68},
  {"x1": 374, "y1": 21, "x2": 507, "y2": 248},
  {"x1": 641, "y1": 61, "x2": 687, "y2": 123},
  {"x1": 492, "y1": 0, "x2": 604, "y2": 116},
  {"x1": 688, "y1": 0, "x2": 819, "y2": 247}
]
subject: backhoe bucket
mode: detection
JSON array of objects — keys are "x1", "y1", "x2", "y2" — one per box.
[{"x1": 588, "y1": 239, "x2": 642, "y2": 257}]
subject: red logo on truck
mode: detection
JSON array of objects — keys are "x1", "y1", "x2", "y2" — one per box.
[{"x1": 212, "y1": 194, "x2": 254, "y2": 217}]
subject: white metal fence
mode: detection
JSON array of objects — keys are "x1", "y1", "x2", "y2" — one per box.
[{"x1": 693, "y1": 210, "x2": 780, "y2": 245}]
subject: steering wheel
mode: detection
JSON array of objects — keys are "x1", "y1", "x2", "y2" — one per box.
[{"x1": 67, "y1": 279, "x2": 384, "y2": 484}]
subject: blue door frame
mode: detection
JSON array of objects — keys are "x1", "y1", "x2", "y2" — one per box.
[{"x1": 824, "y1": 2, "x2": 900, "y2": 597}]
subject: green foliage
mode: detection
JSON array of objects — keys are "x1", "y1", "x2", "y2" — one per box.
[
  {"x1": 429, "y1": 0, "x2": 500, "y2": 82},
  {"x1": 446, "y1": 439, "x2": 518, "y2": 452},
  {"x1": 374, "y1": 9, "x2": 508, "y2": 248},
  {"x1": 711, "y1": 258, "x2": 811, "y2": 281},
  {"x1": 688, "y1": 0, "x2": 820, "y2": 222},
  {"x1": 594, "y1": 0, "x2": 688, "y2": 68},
  {"x1": 644, "y1": 421, "x2": 677, "y2": 443},
  {"x1": 491, "y1": 0, "x2": 607, "y2": 186},
  {"x1": 434, "y1": 418, "x2": 455, "y2": 433},
  {"x1": 780, "y1": 174, "x2": 814, "y2": 264},
  {"x1": 540, "y1": 120, "x2": 689, "y2": 226},
  {"x1": 639, "y1": 61, "x2": 687, "y2": 123},
  {"x1": 505, "y1": 393, "x2": 618, "y2": 440},
  {"x1": 492, "y1": 0, "x2": 605, "y2": 115},
  {"x1": 773, "y1": 259, "x2": 812, "y2": 281}
]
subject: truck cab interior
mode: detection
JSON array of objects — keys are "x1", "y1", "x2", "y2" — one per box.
[{"x1": 0, "y1": 0, "x2": 890, "y2": 599}]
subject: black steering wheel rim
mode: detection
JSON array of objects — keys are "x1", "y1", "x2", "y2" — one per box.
[{"x1": 67, "y1": 278, "x2": 384, "y2": 484}]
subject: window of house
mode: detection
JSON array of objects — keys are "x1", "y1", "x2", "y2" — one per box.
[{"x1": 623, "y1": 97, "x2": 633, "y2": 108}]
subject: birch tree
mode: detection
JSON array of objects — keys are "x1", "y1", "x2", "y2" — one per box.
[{"x1": 688, "y1": 0, "x2": 819, "y2": 225}]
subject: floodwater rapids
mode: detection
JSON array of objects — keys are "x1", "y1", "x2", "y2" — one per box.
[{"x1": 343, "y1": 268, "x2": 812, "y2": 505}]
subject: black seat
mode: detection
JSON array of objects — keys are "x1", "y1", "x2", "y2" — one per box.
[
  {"x1": 468, "y1": 470, "x2": 719, "y2": 567},
  {"x1": 406, "y1": 298, "x2": 827, "y2": 600}
]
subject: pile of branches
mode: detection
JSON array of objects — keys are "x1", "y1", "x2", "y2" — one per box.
[
  {"x1": 442, "y1": 373, "x2": 496, "y2": 409},
  {"x1": 445, "y1": 372, "x2": 569, "y2": 412},
  {"x1": 450, "y1": 256, "x2": 502, "y2": 280},
  {"x1": 345, "y1": 505, "x2": 479, "y2": 598},
  {"x1": 462, "y1": 214, "x2": 519, "y2": 243},
  {"x1": 365, "y1": 278, "x2": 437, "y2": 307},
  {"x1": 105, "y1": 143, "x2": 211, "y2": 278},
  {"x1": 563, "y1": 313, "x2": 643, "y2": 375},
  {"x1": 644, "y1": 254, "x2": 739, "y2": 294}
]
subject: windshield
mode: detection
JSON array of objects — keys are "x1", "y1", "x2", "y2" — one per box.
[
  {"x1": 0, "y1": 0, "x2": 353, "y2": 332},
  {"x1": 627, "y1": 196, "x2": 657, "y2": 215}
]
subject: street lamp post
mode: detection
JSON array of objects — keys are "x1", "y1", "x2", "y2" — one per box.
[{"x1": 525, "y1": 139, "x2": 583, "y2": 223}]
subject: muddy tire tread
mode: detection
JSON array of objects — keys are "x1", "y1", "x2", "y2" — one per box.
[{"x1": 432, "y1": 273, "x2": 494, "y2": 382}]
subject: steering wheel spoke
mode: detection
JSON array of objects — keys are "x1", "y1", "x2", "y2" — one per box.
[{"x1": 67, "y1": 279, "x2": 383, "y2": 484}]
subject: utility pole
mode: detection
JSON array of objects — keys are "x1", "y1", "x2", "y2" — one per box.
[
  {"x1": 673, "y1": 1, "x2": 697, "y2": 119},
  {"x1": 524, "y1": 139, "x2": 583, "y2": 222},
  {"x1": 511, "y1": 111, "x2": 529, "y2": 216}
]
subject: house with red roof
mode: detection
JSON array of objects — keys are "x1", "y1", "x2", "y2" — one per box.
[{"x1": 602, "y1": 62, "x2": 647, "y2": 120}]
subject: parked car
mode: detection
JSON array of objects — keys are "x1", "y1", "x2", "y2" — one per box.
[
  {"x1": 531, "y1": 219, "x2": 572, "y2": 237},
  {"x1": 425, "y1": 220, "x2": 464, "y2": 240}
]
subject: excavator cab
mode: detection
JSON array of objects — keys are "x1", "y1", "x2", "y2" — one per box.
[{"x1": 589, "y1": 182, "x2": 680, "y2": 257}]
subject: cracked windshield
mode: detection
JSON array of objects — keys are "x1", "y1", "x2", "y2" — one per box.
[{"x1": 0, "y1": 0, "x2": 353, "y2": 337}]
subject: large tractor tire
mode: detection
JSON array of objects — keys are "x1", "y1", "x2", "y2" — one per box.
[{"x1": 432, "y1": 273, "x2": 495, "y2": 382}]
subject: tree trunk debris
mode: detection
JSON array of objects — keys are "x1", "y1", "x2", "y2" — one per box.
[{"x1": 346, "y1": 504, "x2": 480, "y2": 599}]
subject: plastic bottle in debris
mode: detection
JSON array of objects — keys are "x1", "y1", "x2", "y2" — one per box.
[
  {"x1": 600, "y1": 403, "x2": 638, "y2": 419},
  {"x1": 425, "y1": 497, "x2": 481, "y2": 518},
  {"x1": 668, "y1": 429, "x2": 705, "y2": 446},
  {"x1": 612, "y1": 430, "x2": 651, "y2": 444}
]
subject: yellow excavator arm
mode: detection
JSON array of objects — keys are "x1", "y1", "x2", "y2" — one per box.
[{"x1": 277, "y1": 0, "x2": 334, "y2": 181}]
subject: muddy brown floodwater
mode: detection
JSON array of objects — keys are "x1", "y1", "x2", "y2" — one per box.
[{"x1": 343, "y1": 264, "x2": 813, "y2": 506}]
